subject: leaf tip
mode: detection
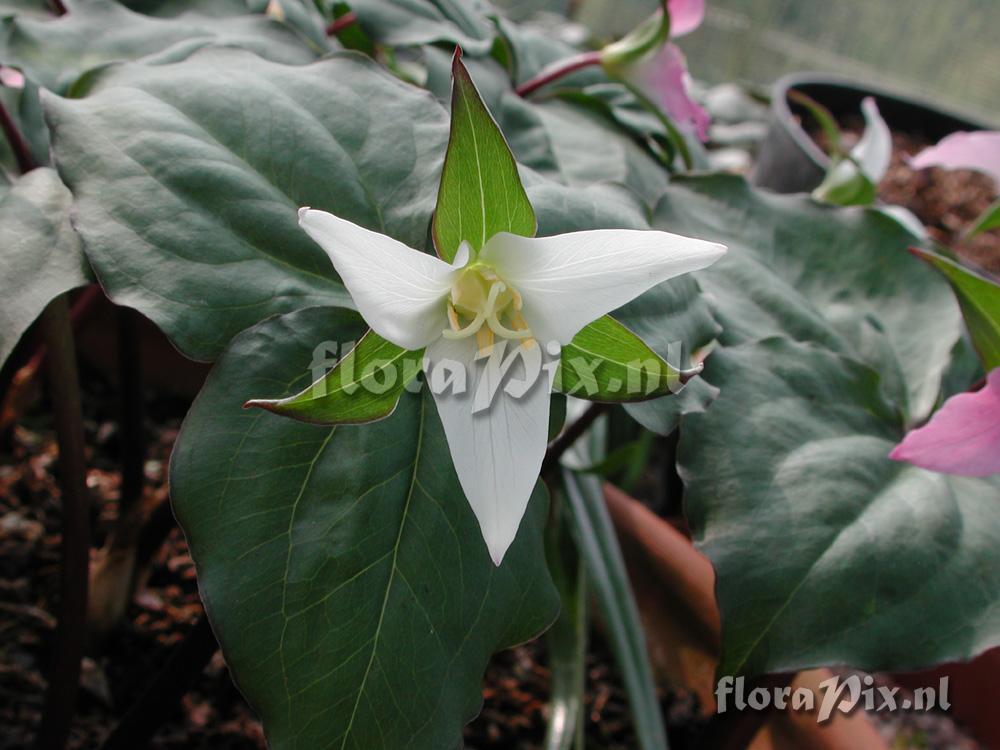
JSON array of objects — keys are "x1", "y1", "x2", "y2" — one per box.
[
  {"x1": 243, "y1": 398, "x2": 276, "y2": 412},
  {"x1": 679, "y1": 362, "x2": 704, "y2": 385}
]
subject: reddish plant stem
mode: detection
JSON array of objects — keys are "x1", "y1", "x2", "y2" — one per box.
[
  {"x1": 515, "y1": 50, "x2": 603, "y2": 98},
  {"x1": 325, "y1": 10, "x2": 357, "y2": 36},
  {"x1": 33, "y1": 296, "x2": 90, "y2": 750},
  {"x1": 0, "y1": 96, "x2": 36, "y2": 174}
]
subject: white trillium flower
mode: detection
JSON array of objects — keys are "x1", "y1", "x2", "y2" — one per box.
[{"x1": 299, "y1": 208, "x2": 726, "y2": 564}]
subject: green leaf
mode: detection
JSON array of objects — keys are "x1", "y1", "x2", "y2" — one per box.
[
  {"x1": 968, "y1": 198, "x2": 1000, "y2": 238},
  {"x1": 0, "y1": 0, "x2": 49, "y2": 19},
  {"x1": 121, "y1": 0, "x2": 252, "y2": 15},
  {"x1": 911, "y1": 246, "x2": 1000, "y2": 371},
  {"x1": 250, "y1": 0, "x2": 332, "y2": 54},
  {"x1": 44, "y1": 48, "x2": 449, "y2": 361},
  {"x1": 600, "y1": 4, "x2": 669, "y2": 69},
  {"x1": 561, "y1": 469, "x2": 668, "y2": 750},
  {"x1": 787, "y1": 89, "x2": 842, "y2": 158},
  {"x1": 246, "y1": 330, "x2": 424, "y2": 425},
  {"x1": 0, "y1": 167, "x2": 91, "y2": 367},
  {"x1": 348, "y1": 0, "x2": 496, "y2": 55},
  {"x1": 527, "y1": 97, "x2": 669, "y2": 207},
  {"x1": 654, "y1": 174, "x2": 964, "y2": 422},
  {"x1": 544, "y1": 496, "x2": 587, "y2": 750},
  {"x1": 680, "y1": 337, "x2": 1000, "y2": 677},
  {"x1": 0, "y1": 71, "x2": 48, "y2": 171},
  {"x1": 433, "y1": 50, "x2": 535, "y2": 261},
  {"x1": 170, "y1": 305, "x2": 559, "y2": 749},
  {"x1": 556, "y1": 314, "x2": 696, "y2": 402},
  {"x1": 0, "y1": 0, "x2": 319, "y2": 93},
  {"x1": 812, "y1": 158, "x2": 878, "y2": 207}
]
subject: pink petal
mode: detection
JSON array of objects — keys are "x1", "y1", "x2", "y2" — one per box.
[
  {"x1": 889, "y1": 368, "x2": 1000, "y2": 477},
  {"x1": 0, "y1": 66, "x2": 25, "y2": 89},
  {"x1": 909, "y1": 131, "x2": 1000, "y2": 189},
  {"x1": 668, "y1": 0, "x2": 705, "y2": 37},
  {"x1": 625, "y1": 43, "x2": 710, "y2": 142}
]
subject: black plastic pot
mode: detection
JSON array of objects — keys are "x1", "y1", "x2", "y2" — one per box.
[{"x1": 752, "y1": 73, "x2": 996, "y2": 194}]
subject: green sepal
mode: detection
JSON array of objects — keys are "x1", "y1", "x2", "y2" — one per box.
[
  {"x1": 555, "y1": 314, "x2": 700, "y2": 403},
  {"x1": 600, "y1": 1, "x2": 669, "y2": 70},
  {"x1": 245, "y1": 330, "x2": 424, "y2": 424},
  {"x1": 968, "y1": 198, "x2": 1000, "y2": 239},
  {"x1": 910, "y1": 245, "x2": 1000, "y2": 371},
  {"x1": 812, "y1": 157, "x2": 878, "y2": 206},
  {"x1": 432, "y1": 47, "x2": 536, "y2": 262}
]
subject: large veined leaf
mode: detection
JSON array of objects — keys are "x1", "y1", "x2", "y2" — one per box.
[
  {"x1": 0, "y1": 0, "x2": 319, "y2": 93},
  {"x1": 44, "y1": 48, "x2": 449, "y2": 361},
  {"x1": 680, "y1": 337, "x2": 1000, "y2": 677},
  {"x1": 527, "y1": 98, "x2": 669, "y2": 207},
  {"x1": 348, "y1": 0, "x2": 496, "y2": 55},
  {"x1": 0, "y1": 167, "x2": 91, "y2": 366},
  {"x1": 170, "y1": 305, "x2": 559, "y2": 749},
  {"x1": 655, "y1": 174, "x2": 964, "y2": 422}
]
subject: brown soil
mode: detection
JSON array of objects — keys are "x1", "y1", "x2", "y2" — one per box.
[
  {"x1": 816, "y1": 118, "x2": 1000, "y2": 275},
  {"x1": 0, "y1": 359, "x2": 652, "y2": 750}
]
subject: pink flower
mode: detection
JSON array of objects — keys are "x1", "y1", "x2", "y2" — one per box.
[
  {"x1": 602, "y1": 0, "x2": 710, "y2": 142},
  {"x1": 909, "y1": 131, "x2": 1000, "y2": 188},
  {"x1": 668, "y1": 0, "x2": 705, "y2": 37},
  {"x1": 889, "y1": 368, "x2": 1000, "y2": 477},
  {"x1": 0, "y1": 66, "x2": 25, "y2": 89},
  {"x1": 625, "y1": 43, "x2": 710, "y2": 141}
]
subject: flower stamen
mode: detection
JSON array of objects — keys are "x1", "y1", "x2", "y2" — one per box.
[{"x1": 441, "y1": 265, "x2": 533, "y2": 350}]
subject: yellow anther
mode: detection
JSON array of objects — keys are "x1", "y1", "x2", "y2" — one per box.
[{"x1": 476, "y1": 325, "x2": 495, "y2": 355}]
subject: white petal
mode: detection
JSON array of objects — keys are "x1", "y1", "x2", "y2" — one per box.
[
  {"x1": 853, "y1": 97, "x2": 891, "y2": 183},
  {"x1": 426, "y1": 336, "x2": 555, "y2": 565},
  {"x1": 299, "y1": 208, "x2": 457, "y2": 350},
  {"x1": 480, "y1": 229, "x2": 726, "y2": 346}
]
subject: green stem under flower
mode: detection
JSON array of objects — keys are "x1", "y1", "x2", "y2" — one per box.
[{"x1": 625, "y1": 81, "x2": 694, "y2": 171}]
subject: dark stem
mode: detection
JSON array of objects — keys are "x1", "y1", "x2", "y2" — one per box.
[
  {"x1": 0, "y1": 96, "x2": 36, "y2": 175},
  {"x1": 116, "y1": 307, "x2": 145, "y2": 513},
  {"x1": 33, "y1": 295, "x2": 90, "y2": 750},
  {"x1": 515, "y1": 50, "x2": 603, "y2": 97},
  {"x1": 326, "y1": 10, "x2": 358, "y2": 36},
  {"x1": 135, "y1": 496, "x2": 178, "y2": 570},
  {"x1": 542, "y1": 402, "x2": 607, "y2": 475},
  {"x1": 1, "y1": 286, "x2": 101, "y2": 437},
  {"x1": 99, "y1": 615, "x2": 219, "y2": 750},
  {"x1": 48, "y1": 0, "x2": 67, "y2": 15}
]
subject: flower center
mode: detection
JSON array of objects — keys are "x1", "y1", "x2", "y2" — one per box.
[{"x1": 442, "y1": 265, "x2": 534, "y2": 353}]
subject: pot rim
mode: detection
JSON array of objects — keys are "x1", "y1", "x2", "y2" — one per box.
[{"x1": 771, "y1": 71, "x2": 998, "y2": 171}]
